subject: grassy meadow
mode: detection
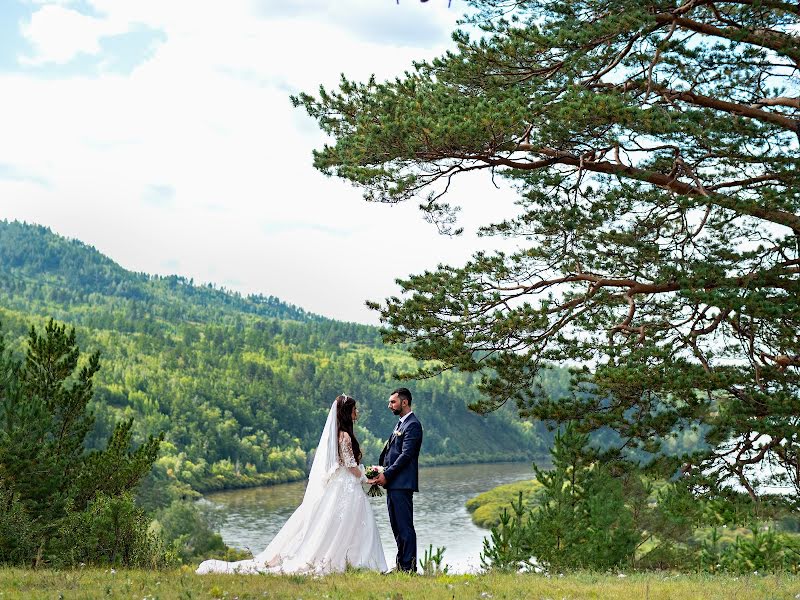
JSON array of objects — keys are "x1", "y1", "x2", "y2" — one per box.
[{"x1": 0, "y1": 569, "x2": 798, "y2": 600}]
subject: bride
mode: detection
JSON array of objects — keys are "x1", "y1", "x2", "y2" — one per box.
[{"x1": 196, "y1": 394, "x2": 387, "y2": 574}]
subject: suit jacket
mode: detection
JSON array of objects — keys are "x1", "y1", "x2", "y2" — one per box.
[{"x1": 379, "y1": 412, "x2": 423, "y2": 492}]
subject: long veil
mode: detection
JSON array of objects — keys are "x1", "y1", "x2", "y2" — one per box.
[
  {"x1": 252, "y1": 401, "x2": 339, "y2": 565},
  {"x1": 303, "y1": 401, "x2": 340, "y2": 504}
]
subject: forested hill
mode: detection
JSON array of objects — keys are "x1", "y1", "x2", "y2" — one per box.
[
  {"x1": 0, "y1": 219, "x2": 330, "y2": 327},
  {"x1": 0, "y1": 220, "x2": 563, "y2": 493}
]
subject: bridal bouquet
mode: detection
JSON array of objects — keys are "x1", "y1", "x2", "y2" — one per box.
[{"x1": 365, "y1": 465, "x2": 384, "y2": 497}]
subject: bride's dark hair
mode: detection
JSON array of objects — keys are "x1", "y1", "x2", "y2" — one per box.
[{"x1": 336, "y1": 394, "x2": 361, "y2": 464}]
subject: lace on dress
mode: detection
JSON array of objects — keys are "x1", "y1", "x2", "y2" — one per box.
[{"x1": 338, "y1": 431, "x2": 358, "y2": 467}]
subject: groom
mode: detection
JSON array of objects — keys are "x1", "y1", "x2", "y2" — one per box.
[{"x1": 371, "y1": 387, "x2": 423, "y2": 573}]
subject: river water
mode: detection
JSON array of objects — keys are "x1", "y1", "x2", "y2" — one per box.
[{"x1": 205, "y1": 461, "x2": 537, "y2": 574}]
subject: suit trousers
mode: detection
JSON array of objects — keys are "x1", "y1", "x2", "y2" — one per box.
[{"x1": 386, "y1": 489, "x2": 416, "y2": 572}]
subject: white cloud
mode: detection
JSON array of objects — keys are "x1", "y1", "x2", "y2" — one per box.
[
  {"x1": 251, "y1": 0, "x2": 461, "y2": 47},
  {"x1": 1, "y1": 0, "x2": 520, "y2": 324},
  {"x1": 20, "y1": 4, "x2": 121, "y2": 64}
]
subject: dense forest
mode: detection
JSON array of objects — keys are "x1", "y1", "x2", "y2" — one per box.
[{"x1": 0, "y1": 220, "x2": 565, "y2": 494}]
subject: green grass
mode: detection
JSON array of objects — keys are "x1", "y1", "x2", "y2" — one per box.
[{"x1": 0, "y1": 568, "x2": 798, "y2": 599}]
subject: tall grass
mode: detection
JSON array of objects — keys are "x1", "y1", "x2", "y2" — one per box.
[{"x1": 0, "y1": 568, "x2": 797, "y2": 599}]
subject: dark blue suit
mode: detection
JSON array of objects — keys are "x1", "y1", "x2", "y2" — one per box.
[{"x1": 379, "y1": 412, "x2": 423, "y2": 572}]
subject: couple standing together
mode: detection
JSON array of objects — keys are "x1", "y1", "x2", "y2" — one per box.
[{"x1": 197, "y1": 388, "x2": 423, "y2": 575}]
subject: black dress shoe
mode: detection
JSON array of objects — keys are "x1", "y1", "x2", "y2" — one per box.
[{"x1": 397, "y1": 567, "x2": 417, "y2": 575}]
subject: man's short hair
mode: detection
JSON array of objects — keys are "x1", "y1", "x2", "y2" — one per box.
[{"x1": 392, "y1": 387, "x2": 412, "y2": 406}]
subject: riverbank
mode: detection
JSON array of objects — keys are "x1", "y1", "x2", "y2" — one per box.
[
  {"x1": 192, "y1": 455, "x2": 545, "y2": 494},
  {"x1": 466, "y1": 477, "x2": 543, "y2": 527},
  {"x1": 1, "y1": 568, "x2": 797, "y2": 599},
  {"x1": 205, "y1": 462, "x2": 538, "y2": 573}
]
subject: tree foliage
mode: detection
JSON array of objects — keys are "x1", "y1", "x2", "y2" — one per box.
[
  {"x1": 477, "y1": 423, "x2": 800, "y2": 573},
  {"x1": 481, "y1": 424, "x2": 638, "y2": 571},
  {"x1": 0, "y1": 319, "x2": 163, "y2": 566},
  {"x1": 295, "y1": 0, "x2": 800, "y2": 501}
]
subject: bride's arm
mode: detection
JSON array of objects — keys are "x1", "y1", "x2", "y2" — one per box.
[{"x1": 339, "y1": 432, "x2": 365, "y2": 480}]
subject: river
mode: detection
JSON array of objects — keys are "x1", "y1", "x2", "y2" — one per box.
[{"x1": 205, "y1": 461, "x2": 537, "y2": 574}]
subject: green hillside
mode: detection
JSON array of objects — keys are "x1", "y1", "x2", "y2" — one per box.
[{"x1": 0, "y1": 220, "x2": 563, "y2": 493}]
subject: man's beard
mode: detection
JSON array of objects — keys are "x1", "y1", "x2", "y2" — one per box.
[{"x1": 391, "y1": 408, "x2": 402, "y2": 416}]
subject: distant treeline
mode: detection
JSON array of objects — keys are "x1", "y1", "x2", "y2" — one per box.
[{"x1": 0, "y1": 220, "x2": 565, "y2": 493}]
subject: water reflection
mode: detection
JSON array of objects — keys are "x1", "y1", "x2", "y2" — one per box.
[{"x1": 206, "y1": 462, "x2": 539, "y2": 573}]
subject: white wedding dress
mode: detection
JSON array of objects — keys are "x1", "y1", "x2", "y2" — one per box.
[{"x1": 196, "y1": 403, "x2": 387, "y2": 575}]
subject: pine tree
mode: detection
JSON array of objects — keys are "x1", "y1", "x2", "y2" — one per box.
[
  {"x1": 0, "y1": 319, "x2": 163, "y2": 566},
  {"x1": 528, "y1": 424, "x2": 637, "y2": 570},
  {"x1": 481, "y1": 423, "x2": 638, "y2": 571},
  {"x1": 480, "y1": 491, "x2": 534, "y2": 572},
  {"x1": 295, "y1": 0, "x2": 800, "y2": 502}
]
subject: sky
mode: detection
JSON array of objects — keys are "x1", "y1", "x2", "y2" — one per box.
[{"x1": 0, "y1": 0, "x2": 520, "y2": 324}]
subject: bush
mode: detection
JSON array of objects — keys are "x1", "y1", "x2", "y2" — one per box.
[
  {"x1": 702, "y1": 526, "x2": 800, "y2": 574},
  {"x1": 153, "y1": 500, "x2": 249, "y2": 564},
  {"x1": 0, "y1": 483, "x2": 35, "y2": 565},
  {"x1": 48, "y1": 494, "x2": 169, "y2": 568}
]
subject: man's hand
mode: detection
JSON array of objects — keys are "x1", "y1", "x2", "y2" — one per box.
[{"x1": 372, "y1": 472, "x2": 387, "y2": 487}]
